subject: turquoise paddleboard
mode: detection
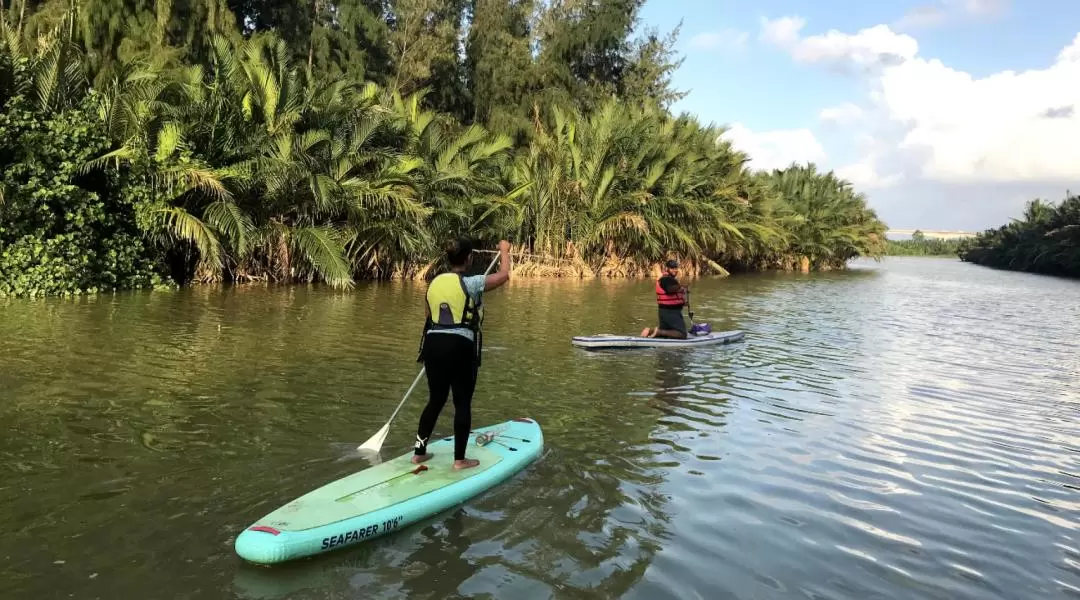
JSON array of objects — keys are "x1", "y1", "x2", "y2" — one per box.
[{"x1": 234, "y1": 418, "x2": 543, "y2": 564}]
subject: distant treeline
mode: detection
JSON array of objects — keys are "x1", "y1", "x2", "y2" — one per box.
[
  {"x1": 958, "y1": 194, "x2": 1080, "y2": 278},
  {"x1": 885, "y1": 232, "x2": 962, "y2": 256}
]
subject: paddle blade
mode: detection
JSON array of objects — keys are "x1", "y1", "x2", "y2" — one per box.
[{"x1": 357, "y1": 422, "x2": 391, "y2": 453}]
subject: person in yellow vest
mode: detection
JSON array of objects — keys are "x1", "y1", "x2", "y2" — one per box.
[{"x1": 412, "y1": 238, "x2": 512, "y2": 470}]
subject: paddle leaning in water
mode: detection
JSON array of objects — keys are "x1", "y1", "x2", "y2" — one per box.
[{"x1": 358, "y1": 248, "x2": 504, "y2": 454}]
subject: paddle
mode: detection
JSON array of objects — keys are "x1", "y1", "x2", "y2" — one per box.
[
  {"x1": 687, "y1": 288, "x2": 694, "y2": 323},
  {"x1": 358, "y1": 251, "x2": 504, "y2": 453}
]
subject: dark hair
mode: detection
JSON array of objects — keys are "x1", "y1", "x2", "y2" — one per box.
[
  {"x1": 665, "y1": 259, "x2": 679, "y2": 269},
  {"x1": 446, "y1": 237, "x2": 474, "y2": 267}
]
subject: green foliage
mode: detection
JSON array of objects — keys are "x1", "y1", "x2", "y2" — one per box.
[
  {"x1": 0, "y1": 91, "x2": 160, "y2": 297},
  {"x1": 959, "y1": 195, "x2": 1080, "y2": 277},
  {"x1": 0, "y1": 1, "x2": 889, "y2": 297},
  {"x1": 758, "y1": 163, "x2": 886, "y2": 270},
  {"x1": 533, "y1": 0, "x2": 645, "y2": 113},
  {"x1": 465, "y1": 0, "x2": 536, "y2": 134},
  {"x1": 885, "y1": 232, "x2": 962, "y2": 257},
  {"x1": 619, "y1": 23, "x2": 686, "y2": 109}
]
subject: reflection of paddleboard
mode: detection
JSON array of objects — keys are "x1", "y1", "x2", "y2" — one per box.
[
  {"x1": 235, "y1": 418, "x2": 543, "y2": 565},
  {"x1": 571, "y1": 330, "x2": 745, "y2": 349}
]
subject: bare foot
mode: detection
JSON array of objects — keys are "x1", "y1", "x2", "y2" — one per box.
[
  {"x1": 647, "y1": 328, "x2": 659, "y2": 338},
  {"x1": 453, "y1": 458, "x2": 480, "y2": 470},
  {"x1": 640, "y1": 327, "x2": 652, "y2": 337},
  {"x1": 411, "y1": 453, "x2": 433, "y2": 464}
]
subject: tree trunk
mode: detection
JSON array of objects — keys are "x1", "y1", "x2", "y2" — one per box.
[{"x1": 307, "y1": 0, "x2": 320, "y2": 72}]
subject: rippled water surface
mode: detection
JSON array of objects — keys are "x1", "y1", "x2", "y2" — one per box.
[{"x1": 2, "y1": 257, "x2": 1079, "y2": 599}]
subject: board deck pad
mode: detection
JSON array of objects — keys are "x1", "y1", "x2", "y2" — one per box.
[
  {"x1": 261, "y1": 445, "x2": 504, "y2": 531},
  {"x1": 235, "y1": 418, "x2": 543, "y2": 564}
]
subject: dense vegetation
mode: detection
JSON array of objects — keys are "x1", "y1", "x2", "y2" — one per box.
[
  {"x1": 0, "y1": 0, "x2": 886, "y2": 297},
  {"x1": 959, "y1": 194, "x2": 1080, "y2": 277},
  {"x1": 885, "y1": 231, "x2": 962, "y2": 257}
]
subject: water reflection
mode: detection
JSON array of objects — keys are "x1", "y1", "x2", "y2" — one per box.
[{"x1": 2, "y1": 259, "x2": 1080, "y2": 599}]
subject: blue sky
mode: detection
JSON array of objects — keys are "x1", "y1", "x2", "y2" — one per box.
[{"x1": 636, "y1": 0, "x2": 1080, "y2": 230}]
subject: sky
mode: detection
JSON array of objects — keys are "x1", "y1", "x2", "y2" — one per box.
[{"x1": 636, "y1": 0, "x2": 1080, "y2": 231}]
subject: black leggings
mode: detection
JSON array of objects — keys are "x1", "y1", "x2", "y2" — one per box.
[{"x1": 415, "y1": 333, "x2": 478, "y2": 461}]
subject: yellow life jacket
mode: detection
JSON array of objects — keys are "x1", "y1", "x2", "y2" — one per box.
[{"x1": 425, "y1": 273, "x2": 482, "y2": 331}]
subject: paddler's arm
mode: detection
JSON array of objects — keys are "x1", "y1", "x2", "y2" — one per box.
[{"x1": 483, "y1": 240, "x2": 512, "y2": 291}]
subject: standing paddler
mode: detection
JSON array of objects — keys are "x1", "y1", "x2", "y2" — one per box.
[{"x1": 412, "y1": 238, "x2": 512, "y2": 470}]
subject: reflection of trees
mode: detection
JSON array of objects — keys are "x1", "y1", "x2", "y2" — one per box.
[
  {"x1": 232, "y1": 448, "x2": 672, "y2": 599},
  {"x1": 228, "y1": 277, "x2": 687, "y2": 597},
  {"x1": 0, "y1": 284, "x2": 426, "y2": 457},
  {"x1": 649, "y1": 343, "x2": 737, "y2": 438},
  {"x1": 6, "y1": 277, "x2": 760, "y2": 598},
  {"x1": 652, "y1": 349, "x2": 690, "y2": 409},
  {"x1": 397, "y1": 509, "x2": 478, "y2": 599},
  {"x1": 232, "y1": 509, "x2": 479, "y2": 600}
]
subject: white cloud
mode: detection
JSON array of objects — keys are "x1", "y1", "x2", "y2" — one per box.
[
  {"x1": 795, "y1": 25, "x2": 918, "y2": 68},
  {"x1": 835, "y1": 160, "x2": 902, "y2": 189},
  {"x1": 1060, "y1": 35, "x2": 1080, "y2": 62},
  {"x1": 876, "y1": 32, "x2": 1080, "y2": 183},
  {"x1": 895, "y1": 5, "x2": 948, "y2": 30},
  {"x1": 897, "y1": 0, "x2": 1009, "y2": 29},
  {"x1": 720, "y1": 124, "x2": 827, "y2": 172},
  {"x1": 956, "y1": 0, "x2": 1009, "y2": 16},
  {"x1": 759, "y1": 17, "x2": 1080, "y2": 188},
  {"x1": 760, "y1": 17, "x2": 918, "y2": 70},
  {"x1": 689, "y1": 29, "x2": 749, "y2": 52},
  {"x1": 819, "y1": 102, "x2": 865, "y2": 124},
  {"x1": 759, "y1": 16, "x2": 805, "y2": 47}
]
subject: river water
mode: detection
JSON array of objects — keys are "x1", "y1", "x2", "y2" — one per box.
[{"x1": 1, "y1": 257, "x2": 1078, "y2": 599}]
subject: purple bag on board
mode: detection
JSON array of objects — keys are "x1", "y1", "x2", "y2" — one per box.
[{"x1": 690, "y1": 323, "x2": 711, "y2": 336}]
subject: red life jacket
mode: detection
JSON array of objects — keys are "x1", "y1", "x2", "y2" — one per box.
[{"x1": 655, "y1": 278, "x2": 684, "y2": 307}]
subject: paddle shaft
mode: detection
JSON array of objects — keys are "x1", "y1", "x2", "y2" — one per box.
[{"x1": 367, "y1": 250, "x2": 504, "y2": 449}]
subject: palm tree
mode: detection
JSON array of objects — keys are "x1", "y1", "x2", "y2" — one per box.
[
  {"x1": 960, "y1": 194, "x2": 1080, "y2": 277},
  {"x1": 763, "y1": 163, "x2": 885, "y2": 271},
  {"x1": 3, "y1": 6, "x2": 895, "y2": 296},
  {"x1": 387, "y1": 89, "x2": 519, "y2": 276}
]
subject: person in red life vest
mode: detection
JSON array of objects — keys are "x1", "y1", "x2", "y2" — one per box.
[{"x1": 641, "y1": 259, "x2": 689, "y2": 339}]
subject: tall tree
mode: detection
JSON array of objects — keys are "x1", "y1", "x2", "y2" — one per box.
[
  {"x1": 534, "y1": 0, "x2": 644, "y2": 112},
  {"x1": 226, "y1": 0, "x2": 390, "y2": 82},
  {"x1": 386, "y1": 0, "x2": 466, "y2": 113},
  {"x1": 621, "y1": 23, "x2": 685, "y2": 109},
  {"x1": 307, "y1": 0, "x2": 393, "y2": 82},
  {"x1": 464, "y1": 0, "x2": 534, "y2": 133}
]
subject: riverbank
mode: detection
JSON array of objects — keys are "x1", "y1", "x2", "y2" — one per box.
[
  {"x1": 1, "y1": 251, "x2": 875, "y2": 298},
  {"x1": 959, "y1": 194, "x2": 1080, "y2": 278}
]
